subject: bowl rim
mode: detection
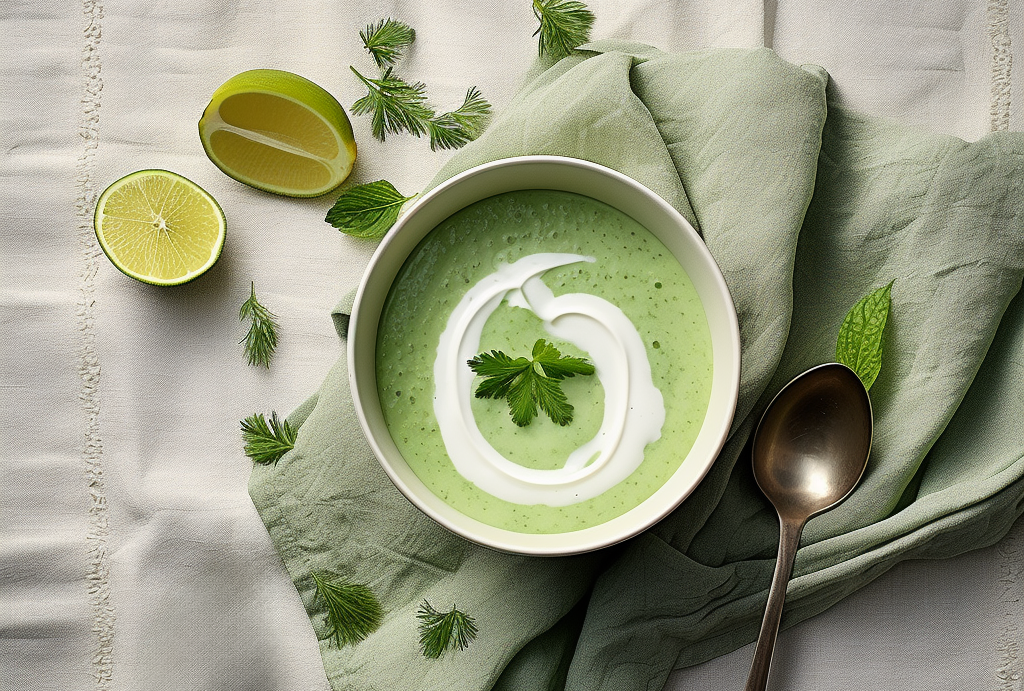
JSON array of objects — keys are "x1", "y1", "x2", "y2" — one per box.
[{"x1": 349, "y1": 155, "x2": 740, "y2": 556}]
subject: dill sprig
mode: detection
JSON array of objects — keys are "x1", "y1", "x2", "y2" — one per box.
[
  {"x1": 417, "y1": 600, "x2": 478, "y2": 659},
  {"x1": 240, "y1": 411, "x2": 296, "y2": 465},
  {"x1": 532, "y1": 0, "x2": 595, "y2": 60},
  {"x1": 311, "y1": 571, "x2": 384, "y2": 648},
  {"x1": 360, "y1": 18, "x2": 416, "y2": 68},
  {"x1": 350, "y1": 19, "x2": 491, "y2": 149},
  {"x1": 350, "y1": 66, "x2": 433, "y2": 142},
  {"x1": 427, "y1": 87, "x2": 492, "y2": 151},
  {"x1": 239, "y1": 282, "x2": 279, "y2": 368}
]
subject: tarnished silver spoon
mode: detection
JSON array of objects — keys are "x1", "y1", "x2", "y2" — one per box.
[{"x1": 744, "y1": 363, "x2": 873, "y2": 691}]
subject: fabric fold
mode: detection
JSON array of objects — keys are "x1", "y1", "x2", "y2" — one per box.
[{"x1": 250, "y1": 43, "x2": 1024, "y2": 691}]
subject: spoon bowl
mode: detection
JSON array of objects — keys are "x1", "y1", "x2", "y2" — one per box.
[
  {"x1": 753, "y1": 363, "x2": 873, "y2": 520},
  {"x1": 744, "y1": 362, "x2": 872, "y2": 691}
]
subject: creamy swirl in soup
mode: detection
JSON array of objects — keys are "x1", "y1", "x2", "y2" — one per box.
[{"x1": 376, "y1": 190, "x2": 712, "y2": 534}]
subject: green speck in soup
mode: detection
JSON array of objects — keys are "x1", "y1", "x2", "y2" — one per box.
[{"x1": 375, "y1": 190, "x2": 713, "y2": 534}]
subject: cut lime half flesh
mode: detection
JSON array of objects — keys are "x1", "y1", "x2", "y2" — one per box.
[
  {"x1": 93, "y1": 169, "x2": 226, "y2": 286},
  {"x1": 198, "y1": 69, "x2": 357, "y2": 197}
]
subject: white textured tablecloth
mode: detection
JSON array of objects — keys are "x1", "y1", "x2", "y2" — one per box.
[{"x1": 3, "y1": 1, "x2": 1022, "y2": 689}]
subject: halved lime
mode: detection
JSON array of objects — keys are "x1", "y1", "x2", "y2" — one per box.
[
  {"x1": 198, "y1": 69, "x2": 357, "y2": 197},
  {"x1": 93, "y1": 169, "x2": 226, "y2": 286}
]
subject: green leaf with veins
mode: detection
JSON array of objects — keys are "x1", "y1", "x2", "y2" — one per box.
[
  {"x1": 325, "y1": 180, "x2": 416, "y2": 238},
  {"x1": 468, "y1": 339, "x2": 595, "y2": 427},
  {"x1": 836, "y1": 281, "x2": 894, "y2": 391}
]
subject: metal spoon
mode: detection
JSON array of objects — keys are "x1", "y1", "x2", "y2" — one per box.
[{"x1": 744, "y1": 362, "x2": 873, "y2": 691}]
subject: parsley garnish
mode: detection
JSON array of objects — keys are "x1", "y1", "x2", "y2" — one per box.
[{"x1": 468, "y1": 339, "x2": 595, "y2": 427}]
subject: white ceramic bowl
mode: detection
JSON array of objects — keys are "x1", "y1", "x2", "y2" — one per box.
[{"x1": 349, "y1": 156, "x2": 740, "y2": 556}]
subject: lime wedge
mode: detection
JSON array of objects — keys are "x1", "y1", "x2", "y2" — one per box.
[
  {"x1": 93, "y1": 170, "x2": 226, "y2": 286},
  {"x1": 198, "y1": 69, "x2": 357, "y2": 197}
]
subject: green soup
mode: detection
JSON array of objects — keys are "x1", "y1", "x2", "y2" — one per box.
[{"x1": 376, "y1": 190, "x2": 713, "y2": 533}]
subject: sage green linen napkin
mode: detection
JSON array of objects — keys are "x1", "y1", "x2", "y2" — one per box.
[{"x1": 249, "y1": 43, "x2": 1024, "y2": 691}]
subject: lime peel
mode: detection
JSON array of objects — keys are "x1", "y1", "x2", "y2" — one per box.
[{"x1": 199, "y1": 69, "x2": 357, "y2": 198}]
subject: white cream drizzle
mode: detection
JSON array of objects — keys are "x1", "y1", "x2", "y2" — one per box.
[{"x1": 433, "y1": 253, "x2": 666, "y2": 507}]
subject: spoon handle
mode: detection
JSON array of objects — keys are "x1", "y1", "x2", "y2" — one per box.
[{"x1": 744, "y1": 516, "x2": 805, "y2": 691}]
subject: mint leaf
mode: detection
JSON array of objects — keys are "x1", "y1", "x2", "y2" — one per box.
[
  {"x1": 325, "y1": 180, "x2": 415, "y2": 239},
  {"x1": 467, "y1": 339, "x2": 595, "y2": 427},
  {"x1": 836, "y1": 281, "x2": 894, "y2": 391}
]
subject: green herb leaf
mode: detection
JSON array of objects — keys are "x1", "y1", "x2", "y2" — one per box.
[
  {"x1": 239, "y1": 282, "x2": 279, "y2": 368},
  {"x1": 311, "y1": 571, "x2": 384, "y2": 648},
  {"x1": 468, "y1": 339, "x2": 595, "y2": 427},
  {"x1": 532, "y1": 0, "x2": 595, "y2": 60},
  {"x1": 836, "y1": 281, "x2": 894, "y2": 391},
  {"x1": 531, "y1": 339, "x2": 598, "y2": 378},
  {"x1": 360, "y1": 18, "x2": 416, "y2": 69},
  {"x1": 351, "y1": 66, "x2": 434, "y2": 142},
  {"x1": 325, "y1": 180, "x2": 416, "y2": 239},
  {"x1": 240, "y1": 411, "x2": 296, "y2": 465},
  {"x1": 417, "y1": 600, "x2": 478, "y2": 659},
  {"x1": 427, "y1": 87, "x2": 492, "y2": 151}
]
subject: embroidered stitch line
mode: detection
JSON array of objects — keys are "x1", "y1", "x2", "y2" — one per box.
[
  {"x1": 996, "y1": 522, "x2": 1022, "y2": 690},
  {"x1": 988, "y1": 0, "x2": 1012, "y2": 131},
  {"x1": 75, "y1": 1, "x2": 114, "y2": 688}
]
